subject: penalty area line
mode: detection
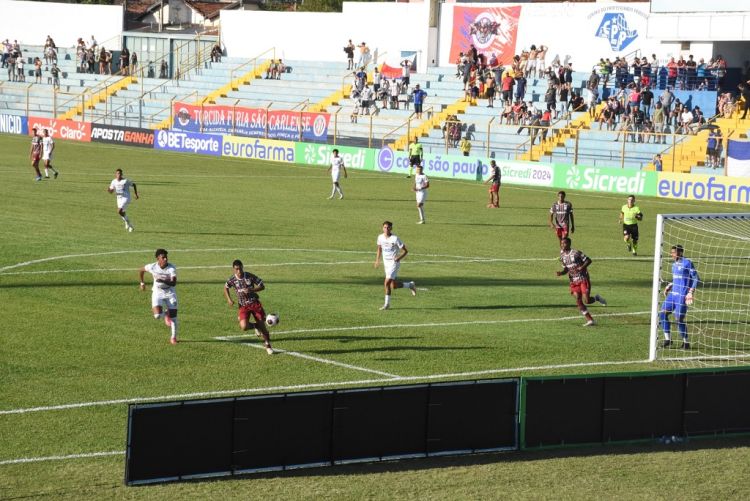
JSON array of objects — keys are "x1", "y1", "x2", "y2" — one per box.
[
  {"x1": 0, "y1": 450, "x2": 124, "y2": 466},
  {"x1": 215, "y1": 336, "x2": 402, "y2": 379}
]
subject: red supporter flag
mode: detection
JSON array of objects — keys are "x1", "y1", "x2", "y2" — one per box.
[
  {"x1": 449, "y1": 6, "x2": 521, "y2": 65},
  {"x1": 380, "y1": 64, "x2": 402, "y2": 79}
]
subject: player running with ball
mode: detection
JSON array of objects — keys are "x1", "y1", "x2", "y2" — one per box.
[
  {"x1": 556, "y1": 237, "x2": 607, "y2": 326},
  {"x1": 224, "y1": 259, "x2": 274, "y2": 355},
  {"x1": 660, "y1": 245, "x2": 699, "y2": 349}
]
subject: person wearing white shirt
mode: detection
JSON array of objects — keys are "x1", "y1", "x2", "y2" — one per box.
[
  {"x1": 413, "y1": 165, "x2": 430, "y2": 224},
  {"x1": 326, "y1": 149, "x2": 347, "y2": 200},
  {"x1": 374, "y1": 221, "x2": 416, "y2": 310},
  {"x1": 139, "y1": 249, "x2": 179, "y2": 345},
  {"x1": 107, "y1": 168, "x2": 139, "y2": 231},
  {"x1": 41, "y1": 129, "x2": 58, "y2": 179}
]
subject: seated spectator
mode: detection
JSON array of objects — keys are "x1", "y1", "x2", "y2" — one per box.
[
  {"x1": 613, "y1": 115, "x2": 632, "y2": 142},
  {"x1": 211, "y1": 44, "x2": 222, "y2": 63},
  {"x1": 275, "y1": 59, "x2": 285, "y2": 79},
  {"x1": 597, "y1": 105, "x2": 615, "y2": 130},
  {"x1": 569, "y1": 93, "x2": 584, "y2": 112}
]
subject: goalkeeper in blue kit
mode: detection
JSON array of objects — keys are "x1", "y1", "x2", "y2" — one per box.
[{"x1": 660, "y1": 245, "x2": 699, "y2": 349}]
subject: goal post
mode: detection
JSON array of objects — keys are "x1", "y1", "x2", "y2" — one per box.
[{"x1": 650, "y1": 213, "x2": 750, "y2": 366}]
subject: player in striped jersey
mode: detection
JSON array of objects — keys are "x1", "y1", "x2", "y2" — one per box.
[
  {"x1": 556, "y1": 238, "x2": 607, "y2": 326},
  {"x1": 28, "y1": 127, "x2": 42, "y2": 181},
  {"x1": 224, "y1": 259, "x2": 274, "y2": 355},
  {"x1": 549, "y1": 191, "x2": 574, "y2": 241}
]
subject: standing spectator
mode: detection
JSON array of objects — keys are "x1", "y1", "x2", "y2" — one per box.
[
  {"x1": 676, "y1": 56, "x2": 687, "y2": 90},
  {"x1": 666, "y1": 57, "x2": 678, "y2": 89},
  {"x1": 537, "y1": 45, "x2": 548, "y2": 78},
  {"x1": 715, "y1": 55, "x2": 727, "y2": 90},
  {"x1": 659, "y1": 87, "x2": 675, "y2": 115},
  {"x1": 373, "y1": 66, "x2": 381, "y2": 95},
  {"x1": 33, "y1": 57, "x2": 42, "y2": 83},
  {"x1": 159, "y1": 60, "x2": 168, "y2": 78},
  {"x1": 99, "y1": 47, "x2": 107, "y2": 74},
  {"x1": 653, "y1": 154, "x2": 663, "y2": 172},
  {"x1": 356, "y1": 42, "x2": 370, "y2": 69},
  {"x1": 50, "y1": 62, "x2": 60, "y2": 89},
  {"x1": 1, "y1": 39, "x2": 9, "y2": 68},
  {"x1": 501, "y1": 72, "x2": 514, "y2": 105},
  {"x1": 412, "y1": 84, "x2": 427, "y2": 119},
  {"x1": 740, "y1": 83, "x2": 750, "y2": 119},
  {"x1": 485, "y1": 75, "x2": 496, "y2": 108},
  {"x1": 120, "y1": 47, "x2": 130, "y2": 75},
  {"x1": 16, "y1": 55, "x2": 24, "y2": 82},
  {"x1": 344, "y1": 39, "x2": 354, "y2": 70},
  {"x1": 131, "y1": 52, "x2": 138, "y2": 76},
  {"x1": 686, "y1": 55, "x2": 697, "y2": 90},
  {"x1": 86, "y1": 49, "x2": 95, "y2": 74},
  {"x1": 88, "y1": 35, "x2": 98, "y2": 52},
  {"x1": 400, "y1": 58, "x2": 411, "y2": 87},
  {"x1": 640, "y1": 85, "x2": 654, "y2": 119},
  {"x1": 706, "y1": 129, "x2": 719, "y2": 168},
  {"x1": 514, "y1": 74, "x2": 526, "y2": 103},
  {"x1": 544, "y1": 83, "x2": 557, "y2": 116}
]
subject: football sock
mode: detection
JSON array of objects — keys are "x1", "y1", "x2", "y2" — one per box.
[
  {"x1": 330, "y1": 186, "x2": 336, "y2": 198},
  {"x1": 660, "y1": 312, "x2": 671, "y2": 340},
  {"x1": 50, "y1": 166, "x2": 58, "y2": 174},
  {"x1": 121, "y1": 215, "x2": 130, "y2": 225},
  {"x1": 403, "y1": 281, "x2": 415, "y2": 289},
  {"x1": 153, "y1": 312, "x2": 163, "y2": 320},
  {"x1": 170, "y1": 317, "x2": 178, "y2": 339},
  {"x1": 384, "y1": 294, "x2": 391, "y2": 306},
  {"x1": 418, "y1": 207, "x2": 425, "y2": 221},
  {"x1": 632, "y1": 241, "x2": 638, "y2": 253},
  {"x1": 336, "y1": 185, "x2": 343, "y2": 196},
  {"x1": 677, "y1": 319, "x2": 687, "y2": 340},
  {"x1": 44, "y1": 168, "x2": 49, "y2": 177}
]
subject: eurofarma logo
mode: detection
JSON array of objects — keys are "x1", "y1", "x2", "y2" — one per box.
[{"x1": 658, "y1": 173, "x2": 750, "y2": 205}]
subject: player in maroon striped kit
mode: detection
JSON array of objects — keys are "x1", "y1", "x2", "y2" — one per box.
[
  {"x1": 224, "y1": 259, "x2": 274, "y2": 355},
  {"x1": 556, "y1": 238, "x2": 607, "y2": 326},
  {"x1": 549, "y1": 191, "x2": 574, "y2": 241}
]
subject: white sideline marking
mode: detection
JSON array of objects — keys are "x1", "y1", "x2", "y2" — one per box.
[
  {"x1": 0, "y1": 255, "x2": 652, "y2": 276},
  {"x1": 219, "y1": 310, "x2": 650, "y2": 340},
  {"x1": 0, "y1": 450, "x2": 123, "y2": 466},
  {"x1": 217, "y1": 338, "x2": 401, "y2": 379},
  {"x1": 0, "y1": 311, "x2": 651, "y2": 416}
]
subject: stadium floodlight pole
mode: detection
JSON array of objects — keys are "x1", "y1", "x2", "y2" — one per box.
[{"x1": 648, "y1": 214, "x2": 665, "y2": 361}]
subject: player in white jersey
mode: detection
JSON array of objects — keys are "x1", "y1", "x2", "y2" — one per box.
[
  {"x1": 41, "y1": 129, "x2": 59, "y2": 179},
  {"x1": 326, "y1": 149, "x2": 347, "y2": 199},
  {"x1": 139, "y1": 248, "x2": 179, "y2": 344},
  {"x1": 413, "y1": 165, "x2": 430, "y2": 224},
  {"x1": 107, "y1": 168, "x2": 139, "y2": 232},
  {"x1": 373, "y1": 221, "x2": 416, "y2": 310}
]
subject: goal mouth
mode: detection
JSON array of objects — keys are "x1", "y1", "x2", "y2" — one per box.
[{"x1": 650, "y1": 213, "x2": 750, "y2": 368}]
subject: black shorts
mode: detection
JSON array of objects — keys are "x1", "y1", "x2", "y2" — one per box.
[
  {"x1": 623, "y1": 224, "x2": 639, "y2": 241},
  {"x1": 706, "y1": 147, "x2": 716, "y2": 156},
  {"x1": 409, "y1": 155, "x2": 422, "y2": 167},
  {"x1": 486, "y1": 87, "x2": 495, "y2": 98},
  {"x1": 414, "y1": 103, "x2": 423, "y2": 113}
]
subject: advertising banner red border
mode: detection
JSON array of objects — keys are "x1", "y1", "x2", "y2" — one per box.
[{"x1": 27, "y1": 116, "x2": 91, "y2": 142}]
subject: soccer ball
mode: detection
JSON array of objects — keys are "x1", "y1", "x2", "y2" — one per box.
[{"x1": 265, "y1": 314, "x2": 279, "y2": 327}]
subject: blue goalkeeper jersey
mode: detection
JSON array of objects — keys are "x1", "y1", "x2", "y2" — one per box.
[{"x1": 670, "y1": 257, "x2": 699, "y2": 298}]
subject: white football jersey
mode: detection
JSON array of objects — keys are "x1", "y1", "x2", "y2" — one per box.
[
  {"x1": 110, "y1": 178, "x2": 133, "y2": 198},
  {"x1": 415, "y1": 173, "x2": 429, "y2": 191},
  {"x1": 144, "y1": 262, "x2": 177, "y2": 291},
  {"x1": 42, "y1": 136, "x2": 54, "y2": 154},
  {"x1": 331, "y1": 156, "x2": 344, "y2": 176},
  {"x1": 377, "y1": 234, "x2": 404, "y2": 262}
]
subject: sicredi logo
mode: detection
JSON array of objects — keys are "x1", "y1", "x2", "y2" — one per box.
[
  {"x1": 377, "y1": 147, "x2": 394, "y2": 172},
  {"x1": 565, "y1": 166, "x2": 582, "y2": 189},
  {"x1": 303, "y1": 144, "x2": 317, "y2": 164}
]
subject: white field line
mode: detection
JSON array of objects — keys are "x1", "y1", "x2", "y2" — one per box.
[
  {"x1": 0, "y1": 255, "x2": 652, "y2": 276},
  {"x1": 220, "y1": 310, "x2": 650, "y2": 340},
  {"x1": 0, "y1": 450, "x2": 124, "y2": 466},
  {"x1": 0, "y1": 311, "x2": 651, "y2": 416},
  {"x1": 218, "y1": 337, "x2": 401, "y2": 379}
]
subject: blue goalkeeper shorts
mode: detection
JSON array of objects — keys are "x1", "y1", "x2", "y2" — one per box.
[{"x1": 661, "y1": 294, "x2": 688, "y2": 319}]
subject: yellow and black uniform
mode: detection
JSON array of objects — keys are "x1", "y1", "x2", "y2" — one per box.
[
  {"x1": 621, "y1": 203, "x2": 643, "y2": 253},
  {"x1": 459, "y1": 138, "x2": 471, "y2": 156},
  {"x1": 408, "y1": 141, "x2": 423, "y2": 177}
]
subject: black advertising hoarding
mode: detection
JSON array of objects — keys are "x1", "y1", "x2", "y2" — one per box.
[{"x1": 90, "y1": 123, "x2": 154, "y2": 148}]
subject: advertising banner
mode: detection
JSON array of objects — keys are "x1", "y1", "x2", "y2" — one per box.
[
  {"x1": 553, "y1": 164, "x2": 657, "y2": 197},
  {"x1": 374, "y1": 146, "x2": 411, "y2": 175},
  {"x1": 494, "y1": 159, "x2": 554, "y2": 187},
  {"x1": 295, "y1": 142, "x2": 374, "y2": 171},
  {"x1": 90, "y1": 124, "x2": 154, "y2": 148},
  {"x1": 0, "y1": 113, "x2": 27, "y2": 135},
  {"x1": 657, "y1": 172, "x2": 750, "y2": 205},
  {"x1": 27, "y1": 116, "x2": 91, "y2": 142},
  {"x1": 172, "y1": 102, "x2": 329, "y2": 141},
  {"x1": 424, "y1": 152, "x2": 489, "y2": 181},
  {"x1": 449, "y1": 6, "x2": 521, "y2": 65},
  {"x1": 153, "y1": 130, "x2": 222, "y2": 156},
  {"x1": 222, "y1": 135, "x2": 295, "y2": 163},
  {"x1": 726, "y1": 139, "x2": 750, "y2": 178}
]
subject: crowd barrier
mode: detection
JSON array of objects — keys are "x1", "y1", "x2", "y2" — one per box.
[
  {"x1": 125, "y1": 367, "x2": 750, "y2": 485},
  {"x1": 2, "y1": 114, "x2": 749, "y2": 205}
]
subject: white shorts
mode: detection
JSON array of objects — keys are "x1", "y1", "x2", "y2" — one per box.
[
  {"x1": 331, "y1": 172, "x2": 341, "y2": 183},
  {"x1": 42, "y1": 152, "x2": 53, "y2": 161},
  {"x1": 383, "y1": 261, "x2": 400, "y2": 280},
  {"x1": 116, "y1": 196, "x2": 130, "y2": 210},
  {"x1": 151, "y1": 288, "x2": 178, "y2": 310},
  {"x1": 416, "y1": 190, "x2": 427, "y2": 204}
]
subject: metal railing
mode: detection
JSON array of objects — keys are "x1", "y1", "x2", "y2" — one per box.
[{"x1": 228, "y1": 48, "x2": 275, "y2": 88}]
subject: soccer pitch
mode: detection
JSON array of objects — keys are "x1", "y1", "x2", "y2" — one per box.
[{"x1": 1, "y1": 134, "x2": 748, "y2": 498}]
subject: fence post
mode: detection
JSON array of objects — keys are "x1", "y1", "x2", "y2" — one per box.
[
  {"x1": 573, "y1": 129, "x2": 579, "y2": 165},
  {"x1": 81, "y1": 91, "x2": 86, "y2": 123},
  {"x1": 671, "y1": 132, "x2": 676, "y2": 172},
  {"x1": 620, "y1": 129, "x2": 626, "y2": 169},
  {"x1": 368, "y1": 113, "x2": 373, "y2": 148},
  {"x1": 169, "y1": 96, "x2": 175, "y2": 129},
  {"x1": 333, "y1": 109, "x2": 338, "y2": 146}
]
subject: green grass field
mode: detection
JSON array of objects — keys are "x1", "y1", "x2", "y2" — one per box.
[{"x1": 1, "y1": 134, "x2": 748, "y2": 499}]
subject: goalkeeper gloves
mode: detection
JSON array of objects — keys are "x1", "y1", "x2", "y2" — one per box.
[{"x1": 686, "y1": 291, "x2": 694, "y2": 305}]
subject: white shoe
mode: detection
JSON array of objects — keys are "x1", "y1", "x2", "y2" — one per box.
[
  {"x1": 328, "y1": 195, "x2": 334, "y2": 200},
  {"x1": 595, "y1": 294, "x2": 607, "y2": 306},
  {"x1": 338, "y1": 194, "x2": 344, "y2": 199},
  {"x1": 379, "y1": 304, "x2": 390, "y2": 310},
  {"x1": 583, "y1": 319, "x2": 595, "y2": 327},
  {"x1": 417, "y1": 220, "x2": 425, "y2": 224},
  {"x1": 265, "y1": 346, "x2": 274, "y2": 355},
  {"x1": 410, "y1": 283, "x2": 417, "y2": 296},
  {"x1": 127, "y1": 225, "x2": 134, "y2": 232}
]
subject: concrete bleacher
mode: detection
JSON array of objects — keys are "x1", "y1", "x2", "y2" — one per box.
[{"x1": 0, "y1": 44, "x2": 127, "y2": 118}]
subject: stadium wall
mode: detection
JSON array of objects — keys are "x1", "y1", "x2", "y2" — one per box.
[
  {"x1": 0, "y1": 0, "x2": 123, "y2": 50},
  {"x1": 220, "y1": 3, "x2": 431, "y2": 71}
]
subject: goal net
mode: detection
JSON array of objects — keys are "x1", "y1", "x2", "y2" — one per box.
[{"x1": 649, "y1": 213, "x2": 750, "y2": 366}]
